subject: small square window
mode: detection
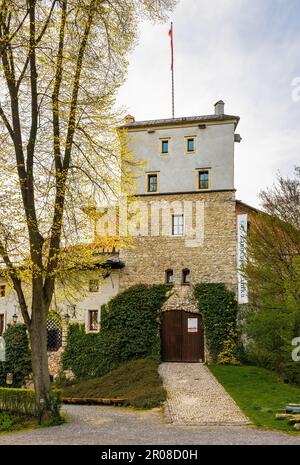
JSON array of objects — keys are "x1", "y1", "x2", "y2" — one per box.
[
  {"x1": 172, "y1": 214, "x2": 184, "y2": 236},
  {"x1": 198, "y1": 171, "x2": 209, "y2": 190},
  {"x1": 89, "y1": 279, "x2": 99, "y2": 293},
  {"x1": 187, "y1": 138, "x2": 195, "y2": 152},
  {"x1": 88, "y1": 310, "x2": 99, "y2": 332},
  {"x1": 161, "y1": 140, "x2": 169, "y2": 154},
  {"x1": 147, "y1": 174, "x2": 158, "y2": 193},
  {"x1": 0, "y1": 285, "x2": 5, "y2": 298}
]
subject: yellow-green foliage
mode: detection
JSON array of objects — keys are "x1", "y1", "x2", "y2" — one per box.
[{"x1": 217, "y1": 323, "x2": 240, "y2": 365}]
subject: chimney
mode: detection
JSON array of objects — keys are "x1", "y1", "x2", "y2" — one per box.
[
  {"x1": 124, "y1": 114, "x2": 135, "y2": 124},
  {"x1": 214, "y1": 100, "x2": 225, "y2": 116}
]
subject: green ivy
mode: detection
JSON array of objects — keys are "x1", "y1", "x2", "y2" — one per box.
[
  {"x1": 194, "y1": 283, "x2": 239, "y2": 364},
  {"x1": 0, "y1": 325, "x2": 31, "y2": 388},
  {"x1": 62, "y1": 284, "x2": 169, "y2": 379}
]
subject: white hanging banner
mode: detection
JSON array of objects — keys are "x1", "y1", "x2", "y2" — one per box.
[
  {"x1": 237, "y1": 214, "x2": 249, "y2": 304},
  {"x1": 0, "y1": 337, "x2": 5, "y2": 362}
]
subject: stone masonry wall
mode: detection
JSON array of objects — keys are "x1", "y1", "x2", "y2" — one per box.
[{"x1": 119, "y1": 191, "x2": 238, "y2": 295}]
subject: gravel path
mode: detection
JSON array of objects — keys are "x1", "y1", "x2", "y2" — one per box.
[
  {"x1": 159, "y1": 363, "x2": 249, "y2": 426},
  {"x1": 0, "y1": 405, "x2": 300, "y2": 445}
]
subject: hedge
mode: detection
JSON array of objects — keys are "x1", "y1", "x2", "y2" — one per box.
[
  {"x1": 194, "y1": 283, "x2": 239, "y2": 364},
  {"x1": 62, "y1": 284, "x2": 170, "y2": 379},
  {"x1": 0, "y1": 324, "x2": 31, "y2": 387},
  {"x1": 0, "y1": 388, "x2": 62, "y2": 417}
]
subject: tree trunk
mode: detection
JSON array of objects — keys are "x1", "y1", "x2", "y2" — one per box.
[{"x1": 29, "y1": 292, "x2": 52, "y2": 424}]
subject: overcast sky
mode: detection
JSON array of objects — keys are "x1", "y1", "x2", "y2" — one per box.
[{"x1": 116, "y1": 0, "x2": 300, "y2": 208}]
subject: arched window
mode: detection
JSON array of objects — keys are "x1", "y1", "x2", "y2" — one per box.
[
  {"x1": 182, "y1": 269, "x2": 190, "y2": 285},
  {"x1": 165, "y1": 269, "x2": 174, "y2": 285}
]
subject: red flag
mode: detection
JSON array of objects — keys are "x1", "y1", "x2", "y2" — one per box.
[{"x1": 168, "y1": 23, "x2": 173, "y2": 71}]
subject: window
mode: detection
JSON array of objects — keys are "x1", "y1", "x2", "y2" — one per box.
[
  {"x1": 46, "y1": 318, "x2": 62, "y2": 352},
  {"x1": 182, "y1": 269, "x2": 191, "y2": 285},
  {"x1": 161, "y1": 139, "x2": 169, "y2": 155},
  {"x1": 88, "y1": 310, "x2": 99, "y2": 332},
  {"x1": 172, "y1": 214, "x2": 184, "y2": 236},
  {"x1": 147, "y1": 173, "x2": 158, "y2": 193},
  {"x1": 198, "y1": 170, "x2": 209, "y2": 190},
  {"x1": 89, "y1": 279, "x2": 99, "y2": 293},
  {"x1": 0, "y1": 314, "x2": 4, "y2": 336},
  {"x1": 0, "y1": 285, "x2": 5, "y2": 297},
  {"x1": 186, "y1": 137, "x2": 195, "y2": 153},
  {"x1": 165, "y1": 270, "x2": 174, "y2": 285}
]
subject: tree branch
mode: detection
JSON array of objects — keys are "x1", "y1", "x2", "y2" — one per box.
[{"x1": 0, "y1": 241, "x2": 31, "y2": 326}]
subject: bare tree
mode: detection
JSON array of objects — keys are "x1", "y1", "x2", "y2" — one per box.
[{"x1": 0, "y1": 0, "x2": 176, "y2": 422}]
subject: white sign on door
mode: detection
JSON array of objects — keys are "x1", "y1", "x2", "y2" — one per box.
[{"x1": 188, "y1": 318, "x2": 198, "y2": 333}]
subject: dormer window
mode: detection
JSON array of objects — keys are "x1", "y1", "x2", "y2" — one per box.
[{"x1": 165, "y1": 270, "x2": 174, "y2": 285}]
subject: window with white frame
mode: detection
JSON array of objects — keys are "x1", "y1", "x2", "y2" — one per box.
[
  {"x1": 88, "y1": 310, "x2": 99, "y2": 332},
  {"x1": 172, "y1": 214, "x2": 184, "y2": 236}
]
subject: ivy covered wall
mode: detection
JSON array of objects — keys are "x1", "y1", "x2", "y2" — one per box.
[
  {"x1": 62, "y1": 284, "x2": 170, "y2": 378},
  {"x1": 194, "y1": 283, "x2": 239, "y2": 364}
]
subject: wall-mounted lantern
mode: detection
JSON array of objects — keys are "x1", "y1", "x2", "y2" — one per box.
[
  {"x1": 63, "y1": 312, "x2": 71, "y2": 325},
  {"x1": 12, "y1": 313, "x2": 18, "y2": 325},
  {"x1": 6, "y1": 372, "x2": 13, "y2": 385}
]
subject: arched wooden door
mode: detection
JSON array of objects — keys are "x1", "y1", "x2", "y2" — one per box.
[{"x1": 161, "y1": 311, "x2": 205, "y2": 363}]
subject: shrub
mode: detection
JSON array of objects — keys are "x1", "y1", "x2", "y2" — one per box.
[
  {"x1": 194, "y1": 283, "x2": 239, "y2": 364},
  {"x1": 62, "y1": 284, "x2": 169, "y2": 379},
  {"x1": 0, "y1": 387, "x2": 62, "y2": 417},
  {"x1": 62, "y1": 358, "x2": 166, "y2": 409},
  {"x1": 0, "y1": 324, "x2": 31, "y2": 388},
  {"x1": 0, "y1": 412, "x2": 19, "y2": 432}
]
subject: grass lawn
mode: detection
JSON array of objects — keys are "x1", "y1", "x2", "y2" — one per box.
[
  {"x1": 62, "y1": 358, "x2": 167, "y2": 409},
  {"x1": 209, "y1": 364, "x2": 300, "y2": 433}
]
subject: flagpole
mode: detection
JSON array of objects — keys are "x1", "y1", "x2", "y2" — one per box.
[
  {"x1": 168, "y1": 22, "x2": 175, "y2": 118},
  {"x1": 171, "y1": 22, "x2": 175, "y2": 118}
]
